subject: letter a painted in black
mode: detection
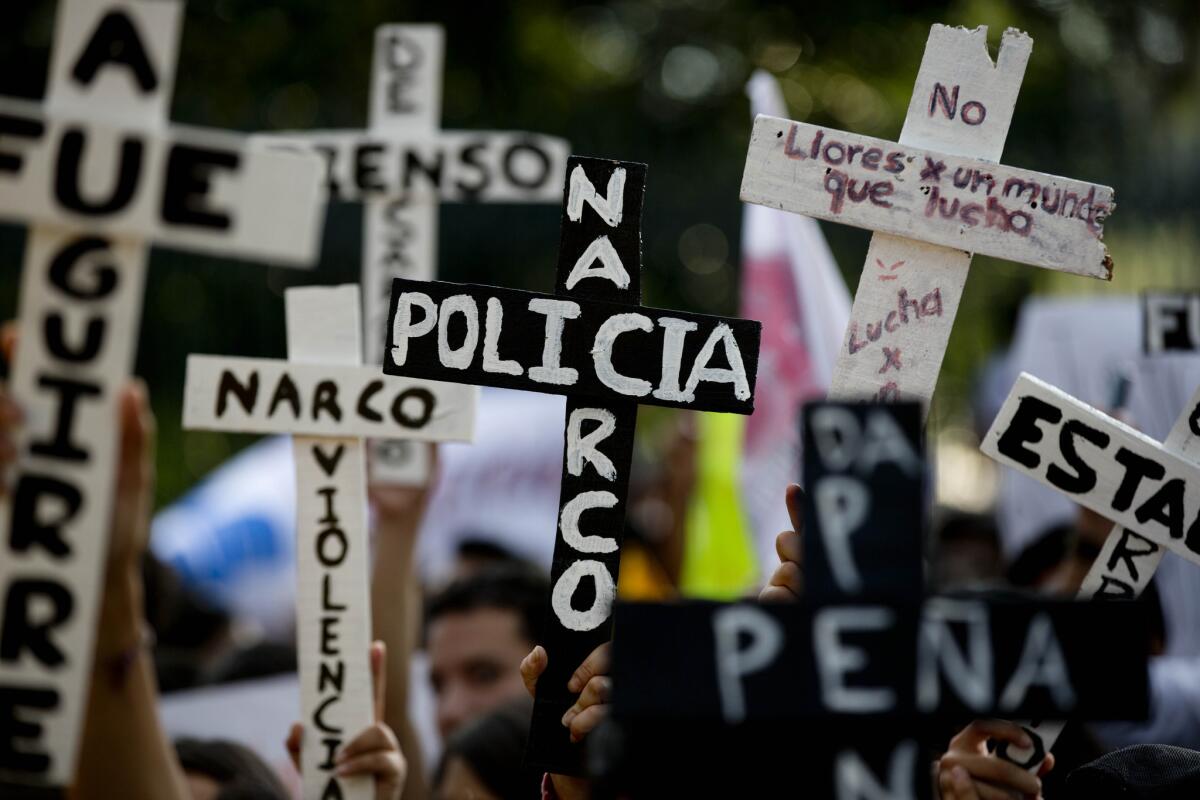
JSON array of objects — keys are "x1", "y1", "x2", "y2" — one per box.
[{"x1": 71, "y1": 11, "x2": 158, "y2": 93}]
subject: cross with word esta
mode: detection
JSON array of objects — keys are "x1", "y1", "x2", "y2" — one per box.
[
  {"x1": 981, "y1": 373, "x2": 1200, "y2": 770},
  {"x1": 0, "y1": 0, "x2": 324, "y2": 787},
  {"x1": 263, "y1": 24, "x2": 568, "y2": 484},
  {"x1": 181, "y1": 285, "x2": 476, "y2": 800},
  {"x1": 608, "y1": 400, "x2": 1149, "y2": 797},
  {"x1": 740, "y1": 24, "x2": 1114, "y2": 414},
  {"x1": 381, "y1": 155, "x2": 762, "y2": 773}
]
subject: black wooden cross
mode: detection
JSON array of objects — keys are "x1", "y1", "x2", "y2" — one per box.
[
  {"x1": 606, "y1": 400, "x2": 1149, "y2": 797},
  {"x1": 382, "y1": 156, "x2": 762, "y2": 773}
]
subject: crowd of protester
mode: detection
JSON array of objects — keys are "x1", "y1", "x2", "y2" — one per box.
[{"x1": 3, "y1": 317, "x2": 1199, "y2": 799}]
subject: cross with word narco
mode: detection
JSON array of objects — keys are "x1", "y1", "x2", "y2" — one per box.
[
  {"x1": 741, "y1": 24, "x2": 1115, "y2": 415},
  {"x1": 0, "y1": 0, "x2": 323, "y2": 788},
  {"x1": 181, "y1": 284, "x2": 476, "y2": 800},
  {"x1": 262, "y1": 24, "x2": 568, "y2": 484},
  {"x1": 380, "y1": 155, "x2": 763, "y2": 773}
]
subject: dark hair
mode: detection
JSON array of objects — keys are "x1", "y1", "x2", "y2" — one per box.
[
  {"x1": 174, "y1": 738, "x2": 288, "y2": 800},
  {"x1": 425, "y1": 564, "x2": 548, "y2": 646},
  {"x1": 434, "y1": 697, "x2": 542, "y2": 798}
]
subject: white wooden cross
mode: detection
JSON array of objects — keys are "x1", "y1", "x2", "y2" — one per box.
[
  {"x1": 981, "y1": 372, "x2": 1200, "y2": 766},
  {"x1": 267, "y1": 24, "x2": 569, "y2": 483},
  {"x1": 741, "y1": 25, "x2": 1114, "y2": 414},
  {"x1": 0, "y1": 0, "x2": 323, "y2": 786},
  {"x1": 182, "y1": 285, "x2": 476, "y2": 800}
]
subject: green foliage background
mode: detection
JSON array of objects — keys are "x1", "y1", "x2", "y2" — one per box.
[{"x1": 1, "y1": 0, "x2": 1196, "y2": 507}]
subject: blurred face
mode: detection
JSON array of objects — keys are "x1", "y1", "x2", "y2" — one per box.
[
  {"x1": 435, "y1": 755, "x2": 500, "y2": 800},
  {"x1": 184, "y1": 772, "x2": 220, "y2": 800},
  {"x1": 428, "y1": 607, "x2": 532, "y2": 738}
]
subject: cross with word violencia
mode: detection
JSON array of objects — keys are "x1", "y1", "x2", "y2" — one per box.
[
  {"x1": 381, "y1": 155, "x2": 762, "y2": 773},
  {"x1": 0, "y1": 0, "x2": 323, "y2": 786},
  {"x1": 182, "y1": 285, "x2": 475, "y2": 800}
]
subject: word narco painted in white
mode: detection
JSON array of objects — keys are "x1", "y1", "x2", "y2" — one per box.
[
  {"x1": 0, "y1": 0, "x2": 322, "y2": 786},
  {"x1": 182, "y1": 355, "x2": 477, "y2": 441},
  {"x1": 982, "y1": 377, "x2": 1200, "y2": 768},
  {"x1": 739, "y1": 25, "x2": 1114, "y2": 415}
]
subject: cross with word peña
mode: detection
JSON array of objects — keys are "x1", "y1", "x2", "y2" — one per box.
[
  {"x1": 981, "y1": 373, "x2": 1200, "y2": 769},
  {"x1": 380, "y1": 155, "x2": 762, "y2": 773},
  {"x1": 741, "y1": 24, "x2": 1115, "y2": 415},
  {"x1": 0, "y1": 0, "x2": 324, "y2": 787},
  {"x1": 607, "y1": 399, "x2": 1149, "y2": 798},
  {"x1": 264, "y1": 24, "x2": 568, "y2": 484},
  {"x1": 181, "y1": 284, "x2": 476, "y2": 800}
]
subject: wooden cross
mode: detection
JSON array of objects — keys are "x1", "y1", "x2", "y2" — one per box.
[
  {"x1": 380, "y1": 155, "x2": 762, "y2": 773},
  {"x1": 1144, "y1": 291, "x2": 1200, "y2": 353},
  {"x1": 181, "y1": 284, "x2": 476, "y2": 799},
  {"x1": 607, "y1": 400, "x2": 1148, "y2": 797},
  {"x1": 740, "y1": 25, "x2": 1114, "y2": 414},
  {"x1": 981, "y1": 373, "x2": 1200, "y2": 767},
  {"x1": 264, "y1": 24, "x2": 569, "y2": 484},
  {"x1": 0, "y1": 0, "x2": 324, "y2": 785}
]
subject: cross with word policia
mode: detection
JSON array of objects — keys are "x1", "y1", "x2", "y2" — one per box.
[
  {"x1": 741, "y1": 24, "x2": 1114, "y2": 414},
  {"x1": 0, "y1": 0, "x2": 324, "y2": 787},
  {"x1": 181, "y1": 285, "x2": 476, "y2": 800},
  {"x1": 265, "y1": 24, "x2": 568, "y2": 484},
  {"x1": 981, "y1": 373, "x2": 1200, "y2": 770},
  {"x1": 381, "y1": 156, "x2": 762, "y2": 773},
  {"x1": 606, "y1": 400, "x2": 1149, "y2": 798}
]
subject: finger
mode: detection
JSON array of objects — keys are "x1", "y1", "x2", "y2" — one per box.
[
  {"x1": 337, "y1": 723, "x2": 395, "y2": 763},
  {"x1": 775, "y1": 529, "x2": 802, "y2": 565},
  {"x1": 561, "y1": 676, "x2": 612, "y2": 728},
  {"x1": 759, "y1": 584, "x2": 800, "y2": 603},
  {"x1": 938, "y1": 753, "x2": 1040, "y2": 796},
  {"x1": 785, "y1": 483, "x2": 805, "y2": 537},
  {"x1": 950, "y1": 719, "x2": 1033, "y2": 752},
  {"x1": 951, "y1": 766, "x2": 981, "y2": 800},
  {"x1": 520, "y1": 645, "x2": 547, "y2": 698},
  {"x1": 759, "y1": 561, "x2": 803, "y2": 603},
  {"x1": 567, "y1": 642, "x2": 611, "y2": 694},
  {"x1": 370, "y1": 640, "x2": 387, "y2": 721},
  {"x1": 1, "y1": 322, "x2": 15, "y2": 363},
  {"x1": 285, "y1": 723, "x2": 303, "y2": 773},
  {"x1": 336, "y1": 750, "x2": 401, "y2": 779},
  {"x1": 938, "y1": 767, "x2": 955, "y2": 800},
  {"x1": 1036, "y1": 753, "x2": 1055, "y2": 777},
  {"x1": 567, "y1": 703, "x2": 608, "y2": 743},
  {"x1": 971, "y1": 779, "x2": 1023, "y2": 800}
]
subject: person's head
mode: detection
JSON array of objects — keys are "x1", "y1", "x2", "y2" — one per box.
[
  {"x1": 425, "y1": 564, "x2": 547, "y2": 738},
  {"x1": 175, "y1": 738, "x2": 288, "y2": 800},
  {"x1": 433, "y1": 697, "x2": 542, "y2": 799}
]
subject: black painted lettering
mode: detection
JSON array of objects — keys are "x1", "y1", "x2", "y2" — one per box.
[
  {"x1": 356, "y1": 380, "x2": 384, "y2": 422},
  {"x1": 1134, "y1": 478, "x2": 1186, "y2": 539},
  {"x1": 162, "y1": 145, "x2": 239, "y2": 230},
  {"x1": 455, "y1": 141, "x2": 490, "y2": 198},
  {"x1": 70, "y1": 10, "x2": 159, "y2": 93},
  {"x1": 1111, "y1": 448, "x2": 1166, "y2": 512},
  {"x1": 44, "y1": 314, "x2": 105, "y2": 363},
  {"x1": 48, "y1": 236, "x2": 118, "y2": 300},
  {"x1": 321, "y1": 573, "x2": 346, "y2": 612},
  {"x1": 55, "y1": 129, "x2": 143, "y2": 216},
  {"x1": 354, "y1": 143, "x2": 386, "y2": 192},
  {"x1": 312, "y1": 381, "x2": 341, "y2": 422},
  {"x1": 995, "y1": 396, "x2": 1062, "y2": 470},
  {"x1": 0, "y1": 687, "x2": 58, "y2": 774},
  {"x1": 0, "y1": 580, "x2": 74, "y2": 667},
  {"x1": 1046, "y1": 419, "x2": 1109, "y2": 494},
  {"x1": 216, "y1": 370, "x2": 259, "y2": 417},
  {"x1": 320, "y1": 616, "x2": 340, "y2": 657},
  {"x1": 0, "y1": 113, "x2": 45, "y2": 175},
  {"x1": 316, "y1": 526, "x2": 348, "y2": 567},
  {"x1": 10, "y1": 474, "x2": 82, "y2": 557},
  {"x1": 318, "y1": 658, "x2": 345, "y2": 693},
  {"x1": 503, "y1": 141, "x2": 552, "y2": 190},
  {"x1": 28, "y1": 376, "x2": 101, "y2": 462},
  {"x1": 391, "y1": 387, "x2": 434, "y2": 429},
  {"x1": 268, "y1": 373, "x2": 302, "y2": 418}
]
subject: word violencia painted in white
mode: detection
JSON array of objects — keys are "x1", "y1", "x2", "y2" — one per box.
[
  {"x1": 183, "y1": 355, "x2": 476, "y2": 441},
  {"x1": 983, "y1": 373, "x2": 1200, "y2": 566}
]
